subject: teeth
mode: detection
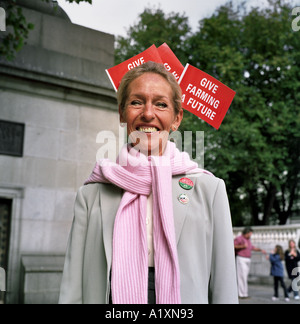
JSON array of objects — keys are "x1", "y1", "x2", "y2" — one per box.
[{"x1": 138, "y1": 127, "x2": 159, "y2": 133}]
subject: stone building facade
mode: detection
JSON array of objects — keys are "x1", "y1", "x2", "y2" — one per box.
[{"x1": 0, "y1": 0, "x2": 118, "y2": 304}]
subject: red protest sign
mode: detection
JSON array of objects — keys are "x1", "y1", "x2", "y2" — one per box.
[
  {"x1": 157, "y1": 43, "x2": 184, "y2": 82},
  {"x1": 179, "y1": 64, "x2": 236, "y2": 129},
  {"x1": 106, "y1": 45, "x2": 163, "y2": 91}
]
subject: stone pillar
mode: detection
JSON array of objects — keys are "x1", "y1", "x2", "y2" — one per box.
[{"x1": 0, "y1": 0, "x2": 118, "y2": 303}]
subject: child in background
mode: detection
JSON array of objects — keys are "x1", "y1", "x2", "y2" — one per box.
[{"x1": 265, "y1": 245, "x2": 289, "y2": 302}]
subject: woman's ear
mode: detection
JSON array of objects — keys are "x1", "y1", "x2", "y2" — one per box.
[
  {"x1": 119, "y1": 105, "x2": 126, "y2": 124},
  {"x1": 172, "y1": 109, "x2": 183, "y2": 131}
]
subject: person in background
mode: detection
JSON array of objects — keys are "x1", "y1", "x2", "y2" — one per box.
[
  {"x1": 234, "y1": 227, "x2": 266, "y2": 299},
  {"x1": 285, "y1": 239, "x2": 300, "y2": 300},
  {"x1": 265, "y1": 245, "x2": 289, "y2": 302}
]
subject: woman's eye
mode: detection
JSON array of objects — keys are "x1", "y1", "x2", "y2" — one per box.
[
  {"x1": 131, "y1": 100, "x2": 142, "y2": 106},
  {"x1": 156, "y1": 102, "x2": 168, "y2": 108}
]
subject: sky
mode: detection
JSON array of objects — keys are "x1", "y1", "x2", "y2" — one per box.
[{"x1": 56, "y1": 0, "x2": 272, "y2": 37}]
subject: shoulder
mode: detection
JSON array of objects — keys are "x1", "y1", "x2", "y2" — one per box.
[
  {"x1": 192, "y1": 173, "x2": 228, "y2": 206},
  {"x1": 180, "y1": 172, "x2": 226, "y2": 194},
  {"x1": 77, "y1": 183, "x2": 102, "y2": 199},
  {"x1": 77, "y1": 182, "x2": 122, "y2": 205},
  {"x1": 270, "y1": 254, "x2": 279, "y2": 260},
  {"x1": 76, "y1": 183, "x2": 114, "y2": 203},
  {"x1": 234, "y1": 235, "x2": 243, "y2": 242}
]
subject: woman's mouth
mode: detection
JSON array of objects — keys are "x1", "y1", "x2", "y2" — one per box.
[{"x1": 136, "y1": 126, "x2": 160, "y2": 133}]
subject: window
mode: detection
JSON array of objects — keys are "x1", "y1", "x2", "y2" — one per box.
[{"x1": 0, "y1": 198, "x2": 12, "y2": 304}]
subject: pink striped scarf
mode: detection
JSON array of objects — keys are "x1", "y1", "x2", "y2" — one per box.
[{"x1": 84, "y1": 141, "x2": 211, "y2": 304}]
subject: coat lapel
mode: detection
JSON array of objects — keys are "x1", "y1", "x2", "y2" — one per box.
[
  {"x1": 172, "y1": 175, "x2": 196, "y2": 245},
  {"x1": 99, "y1": 183, "x2": 122, "y2": 268}
]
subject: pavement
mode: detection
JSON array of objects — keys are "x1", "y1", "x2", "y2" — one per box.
[{"x1": 239, "y1": 284, "x2": 300, "y2": 304}]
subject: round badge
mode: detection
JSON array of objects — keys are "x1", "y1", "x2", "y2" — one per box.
[
  {"x1": 178, "y1": 193, "x2": 190, "y2": 205},
  {"x1": 179, "y1": 178, "x2": 194, "y2": 190}
]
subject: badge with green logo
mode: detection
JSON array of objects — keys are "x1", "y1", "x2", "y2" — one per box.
[{"x1": 179, "y1": 178, "x2": 194, "y2": 190}]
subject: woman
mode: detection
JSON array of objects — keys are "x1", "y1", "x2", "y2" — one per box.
[
  {"x1": 59, "y1": 61, "x2": 238, "y2": 304},
  {"x1": 285, "y1": 239, "x2": 300, "y2": 300}
]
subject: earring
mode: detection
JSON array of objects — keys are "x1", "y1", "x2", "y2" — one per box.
[{"x1": 172, "y1": 126, "x2": 178, "y2": 131}]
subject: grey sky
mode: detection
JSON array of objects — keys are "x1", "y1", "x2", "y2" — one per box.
[{"x1": 57, "y1": 0, "x2": 271, "y2": 37}]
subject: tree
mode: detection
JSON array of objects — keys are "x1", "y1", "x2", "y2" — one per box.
[
  {"x1": 184, "y1": 0, "x2": 300, "y2": 225},
  {"x1": 0, "y1": 0, "x2": 92, "y2": 60},
  {"x1": 115, "y1": 6, "x2": 191, "y2": 65},
  {"x1": 116, "y1": 1, "x2": 300, "y2": 225}
]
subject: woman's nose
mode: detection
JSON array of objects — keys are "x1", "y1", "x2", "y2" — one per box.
[{"x1": 142, "y1": 102, "x2": 155, "y2": 120}]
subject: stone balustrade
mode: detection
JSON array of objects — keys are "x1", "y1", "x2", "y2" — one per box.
[
  {"x1": 233, "y1": 225, "x2": 300, "y2": 284},
  {"x1": 233, "y1": 225, "x2": 300, "y2": 252}
]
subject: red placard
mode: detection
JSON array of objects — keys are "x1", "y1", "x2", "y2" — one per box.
[
  {"x1": 157, "y1": 43, "x2": 185, "y2": 82},
  {"x1": 106, "y1": 45, "x2": 163, "y2": 92},
  {"x1": 179, "y1": 64, "x2": 236, "y2": 129}
]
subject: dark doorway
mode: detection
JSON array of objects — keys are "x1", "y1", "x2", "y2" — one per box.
[{"x1": 0, "y1": 198, "x2": 12, "y2": 304}]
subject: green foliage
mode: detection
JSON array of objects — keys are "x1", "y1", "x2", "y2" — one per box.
[
  {"x1": 0, "y1": 0, "x2": 92, "y2": 60},
  {"x1": 116, "y1": 0, "x2": 300, "y2": 225},
  {"x1": 0, "y1": 0, "x2": 33, "y2": 60},
  {"x1": 115, "y1": 6, "x2": 191, "y2": 65}
]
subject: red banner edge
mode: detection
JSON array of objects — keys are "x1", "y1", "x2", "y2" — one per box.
[
  {"x1": 106, "y1": 69, "x2": 118, "y2": 93},
  {"x1": 178, "y1": 63, "x2": 189, "y2": 85}
]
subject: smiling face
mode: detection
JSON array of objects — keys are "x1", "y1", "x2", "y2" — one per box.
[{"x1": 119, "y1": 72, "x2": 183, "y2": 156}]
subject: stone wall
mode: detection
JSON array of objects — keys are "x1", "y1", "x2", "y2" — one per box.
[{"x1": 0, "y1": 0, "x2": 118, "y2": 304}]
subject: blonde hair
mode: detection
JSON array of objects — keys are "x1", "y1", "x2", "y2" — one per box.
[
  {"x1": 288, "y1": 239, "x2": 296, "y2": 251},
  {"x1": 117, "y1": 61, "x2": 182, "y2": 116}
]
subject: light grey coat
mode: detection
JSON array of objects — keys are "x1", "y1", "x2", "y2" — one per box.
[{"x1": 59, "y1": 173, "x2": 239, "y2": 304}]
